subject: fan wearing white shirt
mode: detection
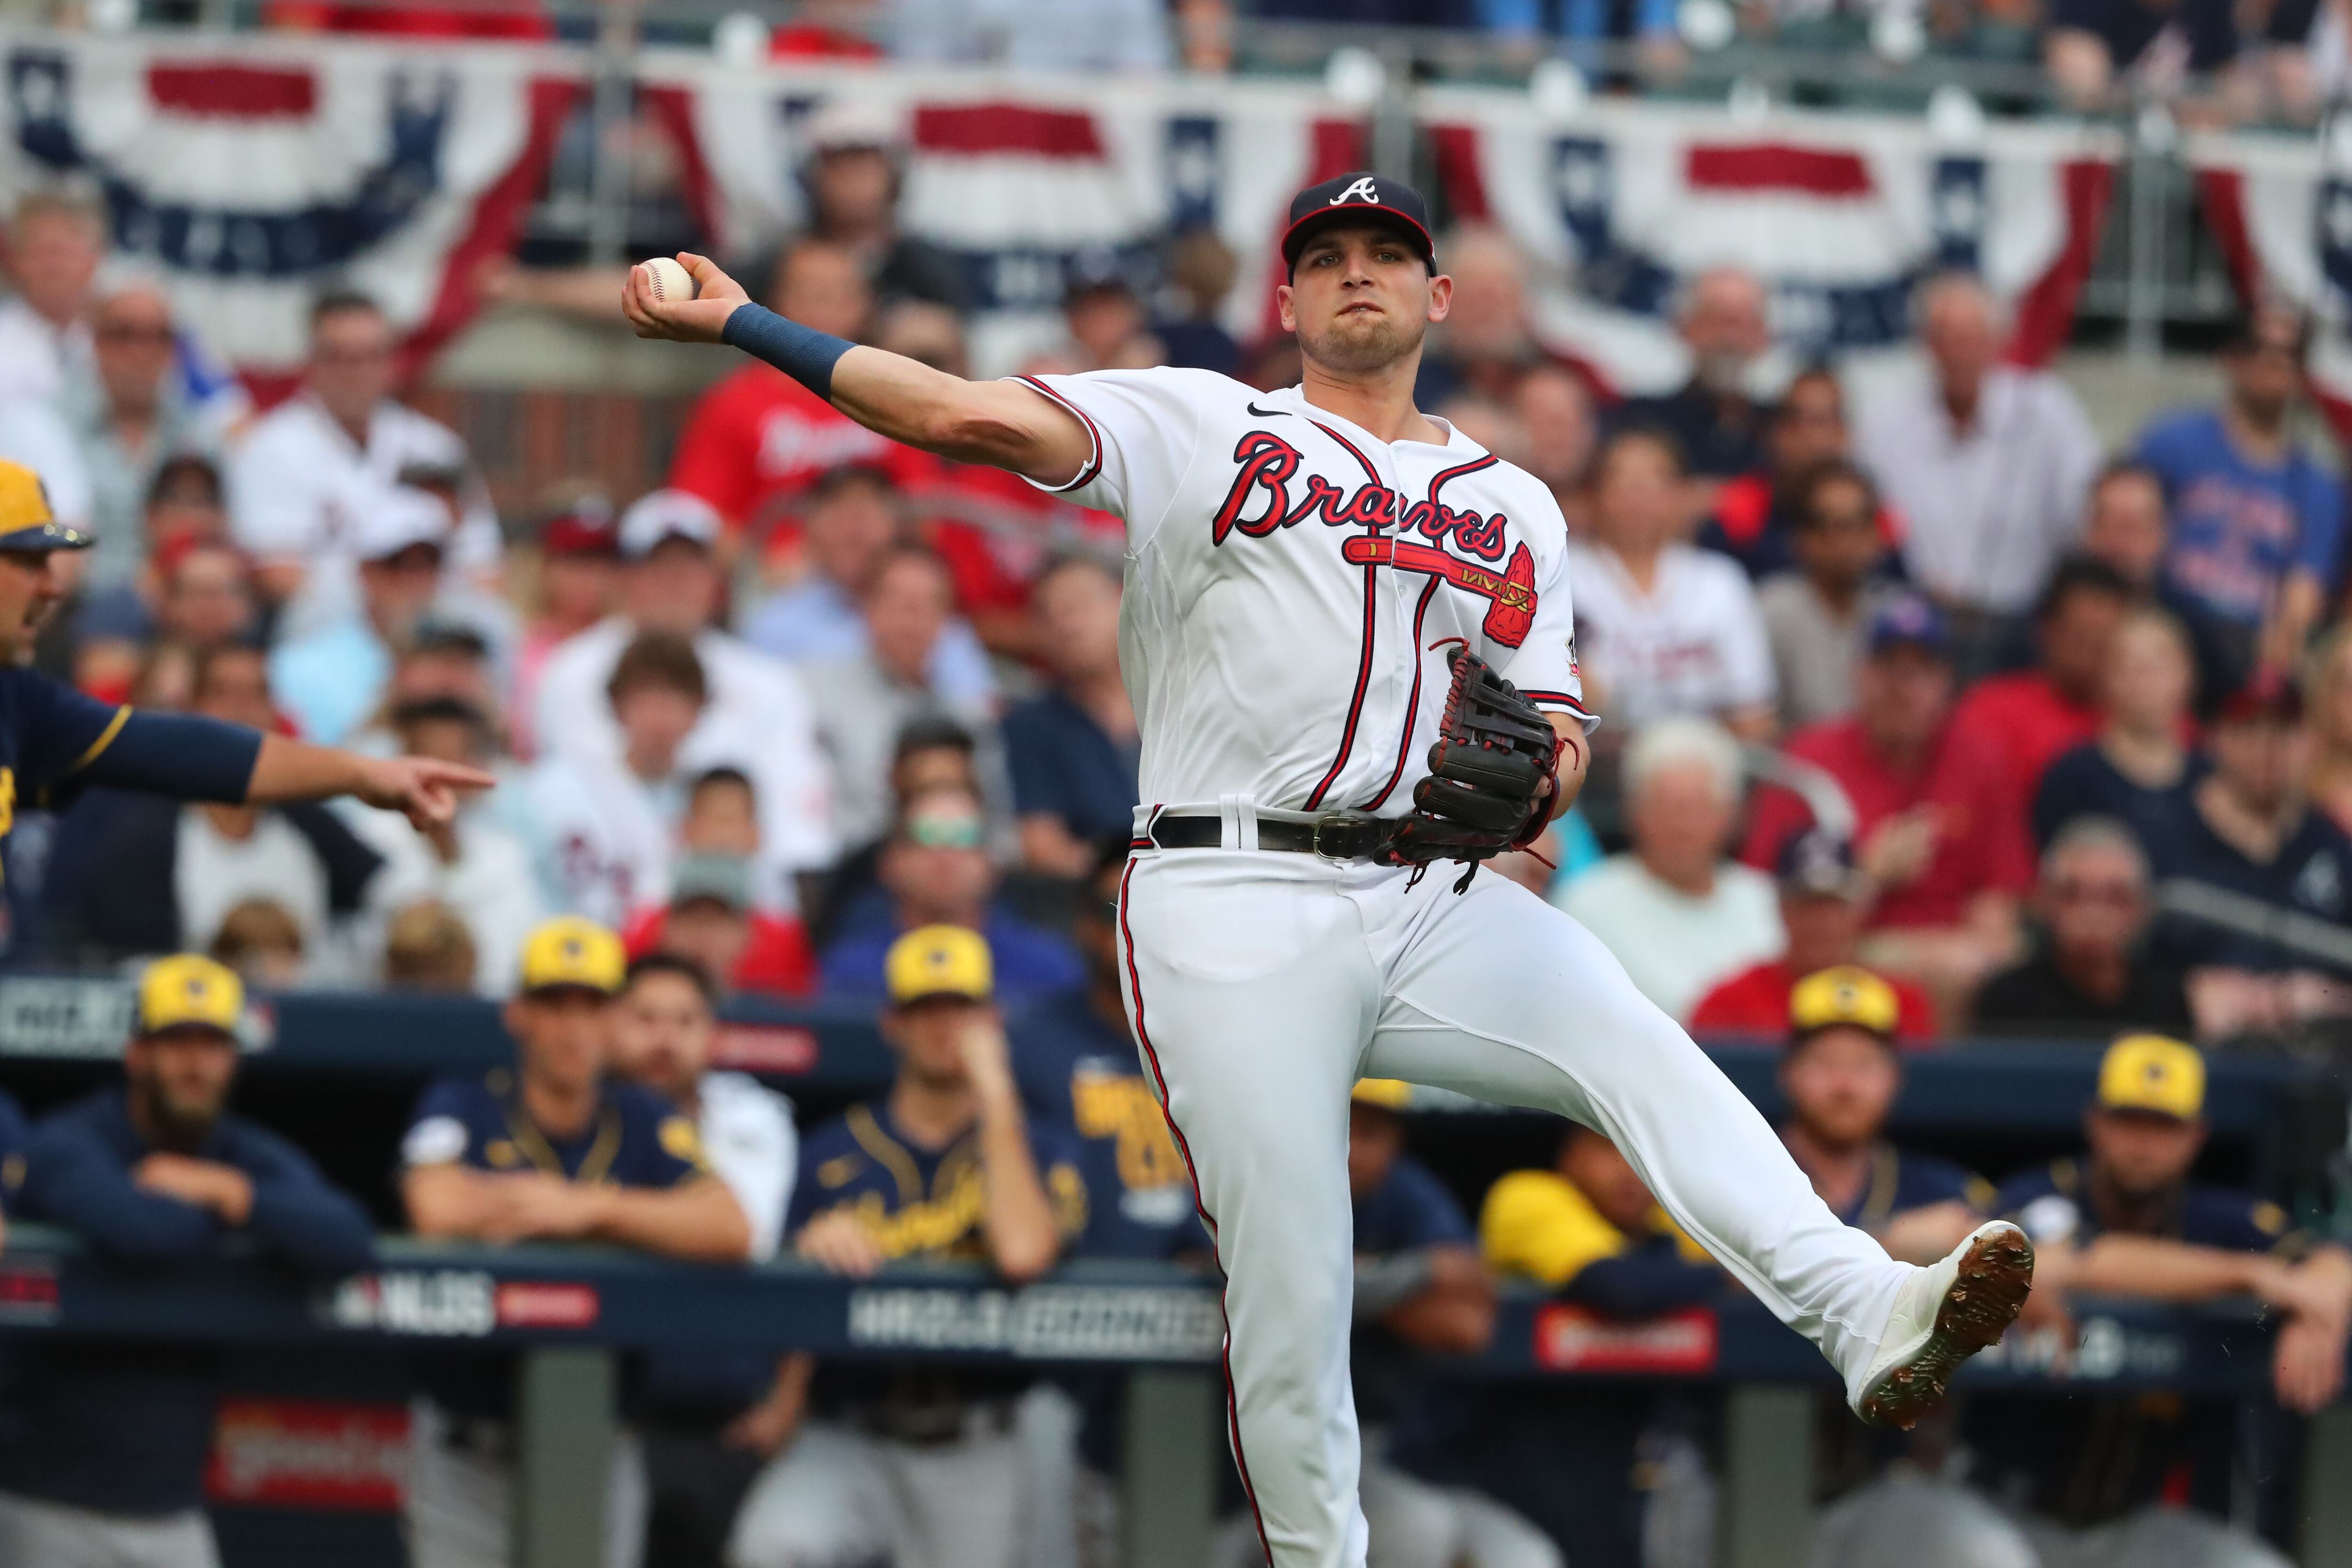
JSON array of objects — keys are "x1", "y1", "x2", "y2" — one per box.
[
  {"x1": 0, "y1": 188, "x2": 102, "y2": 406},
  {"x1": 612, "y1": 952, "x2": 796, "y2": 1258},
  {"x1": 340, "y1": 696, "x2": 546, "y2": 998},
  {"x1": 0, "y1": 193, "x2": 102, "y2": 547},
  {"x1": 535, "y1": 490, "x2": 835, "y2": 878},
  {"x1": 1565, "y1": 429, "x2": 1776, "y2": 740},
  {"x1": 1555, "y1": 718, "x2": 1784, "y2": 1022},
  {"x1": 227, "y1": 292, "x2": 503, "y2": 640},
  {"x1": 527, "y1": 631, "x2": 709, "y2": 927},
  {"x1": 612, "y1": 952, "x2": 808, "y2": 1564},
  {"x1": 1852, "y1": 273, "x2": 2100, "y2": 671}
]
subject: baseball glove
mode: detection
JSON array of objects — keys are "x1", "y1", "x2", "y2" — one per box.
[{"x1": 1383, "y1": 645, "x2": 1563, "y2": 891}]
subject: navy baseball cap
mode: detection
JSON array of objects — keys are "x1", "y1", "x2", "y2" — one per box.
[
  {"x1": 1776, "y1": 828, "x2": 1865, "y2": 900},
  {"x1": 1864, "y1": 593, "x2": 1948, "y2": 658},
  {"x1": 1281, "y1": 172, "x2": 1436, "y2": 273}
]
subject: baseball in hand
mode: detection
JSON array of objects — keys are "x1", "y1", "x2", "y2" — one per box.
[{"x1": 642, "y1": 256, "x2": 698, "y2": 303}]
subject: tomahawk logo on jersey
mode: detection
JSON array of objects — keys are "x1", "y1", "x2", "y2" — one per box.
[{"x1": 1013, "y1": 368, "x2": 1594, "y2": 817}]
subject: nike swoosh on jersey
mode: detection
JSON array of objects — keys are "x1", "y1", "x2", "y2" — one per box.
[{"x1": 1246, "y1": 402, "x2": 1293, "y2": 419}]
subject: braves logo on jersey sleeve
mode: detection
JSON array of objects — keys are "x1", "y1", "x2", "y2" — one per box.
[{"x1": 1208, "y1": 430, "x2": 1537, "y2": 646}]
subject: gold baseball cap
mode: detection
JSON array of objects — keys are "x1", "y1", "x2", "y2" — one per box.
[
  {"x1": 1788, "y1": 966, "x2": 1900, "y2": 1039},
  {"x1": 139, "y1": 954, "x2": 244, "y2": 1036},
  {"x1": 2098, "y1": 1034, "x2": 2205, "y2": 1121},
  {"x1": 0, "y1": 460, "x2": 90, "y2": 551},
  {"x1": 885, "y1": 924, "x2": 993, "y2": 1004},
  {"x1": 519, "y1": 917, "x2": 626, "y2": 995},
  {"x1": 1351, "y1": 1078, "x2": 1414, "y2": 1111}
]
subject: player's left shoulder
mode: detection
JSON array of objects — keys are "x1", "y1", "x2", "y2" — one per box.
[
  {"x1": 1381, "y1": 1153, "x2": 1474, "y2": 1234},
  {"x1": 2181, "y1": 1184, "x2": 2300, "y2": 1252},
  {"x1": 1891, "y1": 1146, "x2": 1986, "y2": 1207},
  {"x1": 1461, "y1": 451, "x2": 1570, "y2": 548},
  {"x1": 608, "y1": 1078, "x2": 690, "y2": 1139}
]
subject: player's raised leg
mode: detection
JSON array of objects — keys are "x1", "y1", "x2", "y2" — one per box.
[
  {"x1": 1361, "y1": 872, "x2": 2029, "y2": 1416},
  {"x1": 1117, "y1": 853, "x2": 1379, "y2": 1568}
]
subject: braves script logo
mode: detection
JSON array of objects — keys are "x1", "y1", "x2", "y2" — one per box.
[
  {"x1": 1330, "y1": 175, "x2": 1380, "y2": 206},
  {"x1": 1209, "y1": 431, "x2": 1538, "y2": 646}
]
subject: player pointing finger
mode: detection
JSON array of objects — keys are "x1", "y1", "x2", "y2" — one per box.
[{"x1": 0, "y1": 461, "x2": 492, "y2": 857}]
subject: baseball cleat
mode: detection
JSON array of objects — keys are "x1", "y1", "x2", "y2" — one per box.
[{"x1": 1851, "y1": 1220, "x2": 2034, "y2": 1430}]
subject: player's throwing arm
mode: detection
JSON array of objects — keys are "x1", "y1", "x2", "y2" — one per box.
[{"x1": 621, "y1": 255, "x2": 1092, "y2": 487}]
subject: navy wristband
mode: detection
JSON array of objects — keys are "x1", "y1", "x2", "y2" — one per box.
[{"x1": 722, "y1": 303, "x2": 854, "y2": 399}]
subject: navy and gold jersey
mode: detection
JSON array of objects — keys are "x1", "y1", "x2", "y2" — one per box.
[
  {"x1": 1833, "y1": 1144, "x2": 1995, "y2": 1233},
  {"x1": 789, "y1": 1099, "x2": 1089, "y2": 1264},
  {"x1": 1011, "y1": 990, "x2": 1197, "y2": 1258},
  {"x1": 0, "y1": 668, "x2": 259, "y2": 839},
  {"x1": 0, "y1": 1087, "x2": 24, "y2": 1212},
  {"x1": 402, "y1": 1069, "x2": 708, "y2": 1188},
  {"x1": 403, "y1": 1069, "x2": 707, "y2": 1424},
  {"x1": 1973, "y1": 1157, "x2": 2310, "y2": 1526},
  {"x1": 1994, "y1": 1159, "x2": 2304, "y2": 1256},
  {"x1": 1356, "y1": 1154, "x2": 1473, "y2": 1255}
]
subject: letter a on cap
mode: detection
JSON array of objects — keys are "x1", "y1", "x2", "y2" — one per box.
[{"x1": 1332, "y1": 176, "x2": 1379, "y2": 206}]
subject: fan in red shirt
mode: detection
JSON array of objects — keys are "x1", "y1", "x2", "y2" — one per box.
[
  {"x1": 667, "y1": 240, "x2": 930, "y2": 543},
  {"x1": 861, "y1": 298, "x2": 1124, "y2": 658},
  {"x1": 1942, "y1": 557, "x2": 2134, "y2": 852},
  {"x1": 1740, "y1": 593, "x2": 2031, "y2": 1019},
  {"x1": 622, "y1": 853, "x2": 817, "y2": 1000},
  {"x1": 619, "y1": 770, "x2": 817, "y2": 998},
  {"x1": 1692, "y1": 828, "x2": 1939, "y2": 1043}
]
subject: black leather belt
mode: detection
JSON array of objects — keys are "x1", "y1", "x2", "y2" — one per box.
[{"x1": 1146, "y1": 812, "x2": 1391, "y2": 861}]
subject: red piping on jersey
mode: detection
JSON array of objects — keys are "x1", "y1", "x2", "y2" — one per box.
[
  {"x1": 1303, "y1": 420, "x2": 1388, "y2": 811},
  {"x1": 1357, "y1": 453, "x2": 1502, "y2": 810},
  {"x1": 1359, "y1": 575, "x2": 1440, "y2": 811},
  {"x1": 1116, "y1": 850, "x2": 1272, "y2": 1565},
  {"x1": 1014, "y1": 375, "x2": 1105, "y2": 490},
  {"x1": 1520, "y1": 688, "x2": 1596, "y2": 719}
]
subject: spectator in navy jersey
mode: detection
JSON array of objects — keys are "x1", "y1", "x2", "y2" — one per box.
[
  {"x1": 1976, "y1": 818, "x2": 2192, "y2": 1039},
  {"x1": 2147, "y1": 673, "x2": 2352, "y2": 1036},
  {"x1": 2034, "y1": 605, "x2": 2206, "y2": 854}
]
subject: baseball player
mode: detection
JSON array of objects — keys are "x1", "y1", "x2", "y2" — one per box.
[
  {"x1": 0, "y1": 459, "x2": 490, "y2": 860},
  {"x1": 625, "y1": 172, "x2": 2034, "y2": 1568}
]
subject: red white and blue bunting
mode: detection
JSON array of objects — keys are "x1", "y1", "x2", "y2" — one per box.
[
  {"x1": 635, "y1": 57, "x2": 1354, "y2": 375},
  {"x1": 0, "y1": 31, "x2": 576, "y2": 388},
  {"x1": 0, "y1": 34, "x2": 2124, "y2": 395},
  {"x1": 1421, "y1": 89, "x2": 2120, "y2": 394},
  {"x1": 2187, "y1": 124, "x2": 2352, "y2": 440}
]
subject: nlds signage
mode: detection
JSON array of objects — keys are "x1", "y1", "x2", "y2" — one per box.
[{"x1": 322, "y1": 1270, "x2": 599, "y2": 1336}]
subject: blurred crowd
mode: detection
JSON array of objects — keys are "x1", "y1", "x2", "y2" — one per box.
[
  {"x1": 239, "y1": 0, "x2": 2352, "y2": 124},
  {"x1": 0, "y1": 67, "x2": 2345, "y2": 1568},
  {"x1": 1, "y1": 171, "x2": 2346, "y2": 1060}
]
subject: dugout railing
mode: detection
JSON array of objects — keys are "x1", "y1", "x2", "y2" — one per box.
[
  {"x1": 0, "y1": 1229, "x2": 2343, "y2": 1568},
  {"x1": 0, "y1": 982, "x2": 2346, "y2": 1568}
]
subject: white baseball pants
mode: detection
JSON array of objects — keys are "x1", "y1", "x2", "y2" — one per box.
[{"x1": 1115, "y1": 832, "x2": 1912, "y2": 1568}]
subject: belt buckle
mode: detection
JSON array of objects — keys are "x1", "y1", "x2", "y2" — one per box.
[{"x1": 1312, "y1": 814, "x2": 1370, "y2": 862}]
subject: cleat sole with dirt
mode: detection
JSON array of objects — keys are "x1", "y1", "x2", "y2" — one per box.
[{"x1": 1856, "y1": 1225, "x2": 2035, "y2": 1431}]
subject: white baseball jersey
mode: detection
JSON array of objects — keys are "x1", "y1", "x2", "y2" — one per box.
[
  {"x1": 1023, "y1": 371, "x2": 1920, "y2": 1568},
  {"x1": 1017, "y1": 370, "x2": 1594, "y2": 817}
]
